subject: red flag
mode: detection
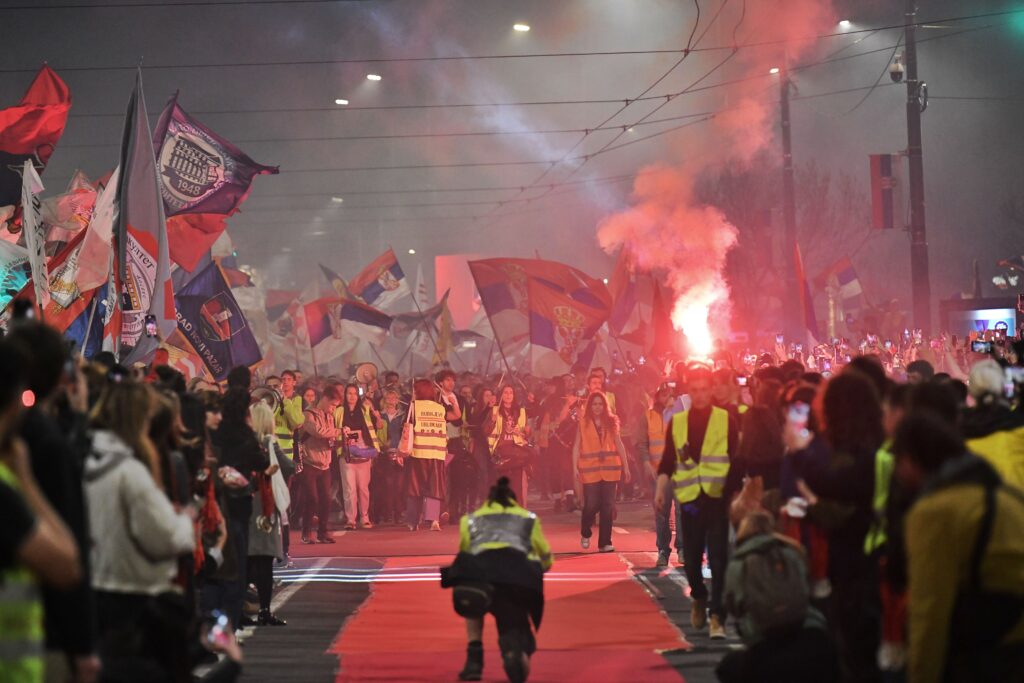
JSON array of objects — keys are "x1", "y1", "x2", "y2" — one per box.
[
  {"x1": 167, "y1": 213, "x2": 227, "y2": 272},
  {"x1": 0, "y1": 65, "x2": 71, "y2": 207}
]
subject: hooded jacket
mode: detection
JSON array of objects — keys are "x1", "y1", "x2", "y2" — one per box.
[{"x1": 84, "y1": 430, "x2": 194, "y2": 595}]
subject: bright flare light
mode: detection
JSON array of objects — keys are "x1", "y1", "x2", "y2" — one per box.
[
  {"x1": 408, "y1": 248, "x2": 416, "y2": 255},
  {"x1": 769, "y1": 67, "x2": 780, "y2": 75},
  {"x1": 513, "y1": 23, "x2": 530, "y2": 32},
  {"x1": 334, "y1": 98, "x2": 349, "y2": 105},
  {"x1": 672, "y1": 299, "x2": 715, "y2": 358},
  {"x1": 366, "y1": 73, "x2": 382, "y2": 81}
]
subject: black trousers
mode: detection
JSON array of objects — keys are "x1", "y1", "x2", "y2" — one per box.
[
  {"x1": 301, "y1": 467, "x2": 332, "y2": 537},
  {"x1": 489, "y1": 584, "x2": 540, "y2": 655},
  {"x1": 716, "y1": 626, "x2": 839, "y2": 683},
  {"x1": 247, "y1": 556, "x2": 274, "y2": 610},
  {"x1": 680, "y1": 493, "x2": 729, "y2": 618},
  {"x1": 581, "y1": 480, "x2": 617, "y2": 547}
]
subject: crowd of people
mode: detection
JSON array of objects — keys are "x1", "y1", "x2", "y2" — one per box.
[{"x1": 2, "y1": 308, "x2": 1024, "y2": 683}]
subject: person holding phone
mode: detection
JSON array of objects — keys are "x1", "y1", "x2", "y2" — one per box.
[{"x1": 339, "y1": 383, "x2": 381, "y2": 530}]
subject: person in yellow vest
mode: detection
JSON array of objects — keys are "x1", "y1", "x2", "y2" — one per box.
[
  {"x1": 339, "y1": 383, "x2": 382, "y2": 530},
  {"x1": 403, "y1": 379, "x2": 449, "y2": 531},
  {"x1": 638, "y1": 384, "x2": 676, "y2": 567},
  {"x1": 962, "y1": 359, "x2": 1024, "y2": 491},
  {"x1": 442, "y1": 476, "x2": 552, "y2": 683},
  {"x1": 485, "y1": 385, "x2": 532, "y2": 504},
  {"x1": 274, "y1": 370, "x2": 305, "y2": 461},
  {"x1": 0, "y1": 344, "x2": 82, "y2": 683},
  {"x1": 573, "y1": 392, "x2": 631, "y2": 552},
  {"x1": 655, "y1": 367, "x2": 738, "y2": 639}
]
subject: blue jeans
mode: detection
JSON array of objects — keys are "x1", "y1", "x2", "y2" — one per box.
[{"x1": 655, "y1": 494, "x2": 684, "y2": 557}]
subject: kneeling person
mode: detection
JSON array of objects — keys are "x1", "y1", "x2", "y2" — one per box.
[{"x1": 442, "y1": 477, "x2": 553, "y2": 683}]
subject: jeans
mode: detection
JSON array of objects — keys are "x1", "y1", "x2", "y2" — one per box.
[
  {"x1": 301, "y1": 466, "x2": 332, "y2": 538},
  {"x1": 655, "y1": 495, "x2": 685, "y2": 557},
  {"x1": 344, "y1": 459, "x2": 373, "y2": 524},
  {"x1": 581, "y1": 480, "x2": 617, "y2": 547},
  {"x1": 680, "y1": 493, "x2": 729, "y2": 618}
]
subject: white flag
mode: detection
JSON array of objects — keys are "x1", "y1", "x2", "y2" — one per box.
[{"x1": 21, "y1": 161, "x2": 48, "y2": 311}]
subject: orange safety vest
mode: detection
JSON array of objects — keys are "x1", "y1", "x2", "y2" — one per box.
[
  {"x1": 577, "y1": 418, "x2": 623, "y2": 484},
  {"x1": 646, "y1": 408, "x2": 665, "y2": 463}
]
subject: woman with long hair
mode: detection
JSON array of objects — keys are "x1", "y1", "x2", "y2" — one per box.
[
  {"x1": 340, "y1": 382, "x2": 381, "y2": 530},
  {"x1": 403, "y1": 379, "x2": 449, "y2": 531},
  {"x1": 483, "y1": 385, "x2": 532, "y2": 503},
  {"x1": 443, "y1": 477, "x2": 552, "y2": 683},
  {"x1": 84, "y1": 381, "x2": 195, "y2": 678},
  {"x1": 247, "y1": 401, "x2": 289, "y2": 626},
  {"x1": 572, "y1": 391, "x2": 631, "y2": 552},
  {"x1": 468, "y1": 385, "x2": 497, "y2": 503}
]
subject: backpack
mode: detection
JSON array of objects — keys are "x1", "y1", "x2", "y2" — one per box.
[{"x1": 728, "y1": 535, "x2": 809, "y2": 642}]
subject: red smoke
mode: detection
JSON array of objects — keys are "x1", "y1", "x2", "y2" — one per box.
[{"x1": 597, "y1": 0, "x2": 836, "y2": 354}]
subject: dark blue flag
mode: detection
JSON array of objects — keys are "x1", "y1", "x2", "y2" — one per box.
[{"x1": 174, "y1": 261, "x2": 261, "y2": 381}]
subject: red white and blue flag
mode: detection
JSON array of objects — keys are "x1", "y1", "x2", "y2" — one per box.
[
  {"x1": 305, "y1": 297, "x2": 392, "y2": 363},
  {"x1": 348, "y1": 248, "x2": 409, "y2": 311},
  {"x1": 795, "y1": 244, "x2": 820, "y2": 344},
  {"x1": 153, "y1": 93, "x2": 277, "y2": 217},
  {"x1": 814, "y1": 256, "x2": 863, "y2": 301},
  {"x1": 528, "y1": 270, "x2": 611, "y2": 376}
]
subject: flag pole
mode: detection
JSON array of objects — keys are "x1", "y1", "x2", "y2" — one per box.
[
  {"x1": 467, "y1": 268, "x2": 515, "y2": 378},
  {"x1": 81, "y1": 293, "x2": 102, "y2": 359}
]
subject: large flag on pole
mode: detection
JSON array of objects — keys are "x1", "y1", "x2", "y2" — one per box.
[
  {"x1": 75, "y1": 166, "x2": 119, "y2": 292},
  {"x1": 527, "y1": 267, "x2": 612, "y2": 376},
  {"x1": 319, "y1": 263, "x2": 353, "y2": 300},
  {"x1": 795, "y1": 243, "x2": 820, "y2": 344},
  {"x1": 153, "y1": 92, "x2": 278, "y2": 216},
  {"x1": 174, "y1": 261, "x2": 262, "y2": 381},
  {"x1": 0, "y1": 65, "x2": 71, "y2": 208},
  {"x1": 348, "y1": 248, "x2": 410, "y2": 311},
  {"x1": 115, "y1": 70, "x2": 176, "y2": 353},
  {"x1": 20, "y1": 160, "x2": 48, "y2": 311}
]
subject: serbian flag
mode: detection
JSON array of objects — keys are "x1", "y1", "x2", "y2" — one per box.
[
  {"x1": 870, "y1": 153, "x2": 901, "y2": 230},
  {"x1": 115, "y1": 70, "x2": 176, "y2": 355},
  {"x1": 153, "y1": 93, "x2": 278, "y2": 217},
  {"x1": 303, "y1": 297, "x2": 357, "y2": 364},
  {"x1": 813, "y1": 256, "x2": 863, "y2": 301},
  {"x1": 174, "y1": 262, "x2": 262, "y2": 381},
  {"x1": 266, "y1": 289, "x2": 299, "y2": 322},
  {"x1": 468, "y1": 258, "x2": 531, "y2": 358},
  {"x1": 528, "y1": 274, "x2": 611, "y2": 376},
  {"x1": 795, "y1": 244, "x2": 820, "y2": 344},
  {"x1": 0, "y1": 65, "x2": 71, "y2": 208},
  {"x1": 348, "y1": 248, "x2": 409, "y2": 311}
]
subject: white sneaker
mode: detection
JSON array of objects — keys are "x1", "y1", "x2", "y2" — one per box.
[
  {"x1": 599, "y1": 545, "x2": 615, "y2": 553},
  {"x1": 581, "y1": 536, "x2": 590, "y2": 550},
  {"x1": 430, "y1": 521, "x2": 442, "y2": 532}
]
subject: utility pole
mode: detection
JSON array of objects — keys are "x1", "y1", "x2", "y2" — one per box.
[
  {"x1": 905, "y1": 0, "x2": 932, "y2": 334},
  {"x1": 780, "y1": 64, "x2": 801, "y2": 341}
]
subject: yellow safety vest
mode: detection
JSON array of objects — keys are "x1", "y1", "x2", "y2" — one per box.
[
  {"x1": 605, "y1": 391, "x2": 617, "y2": 415},
  {"x1": 333, "y1": 404, "x2": 382, "y2": 456},
  {"x1": 646, "y1": 409, "x2": 665, "y2": 464},
  {"x1": 459, "y1": 500, "x2": 553, "y2": 570},
  {"x1": 738, "y1": 404, "x2": 749, "y2": 415},
  {"x1": 577, "y1": 419, "x2": 622, "y2": 484},
  {"x1": 487, "y1": 406, "x2": 527, "y2": 454},
  {"x1": 967, "y1": 426, "x2": 1024, "y2": 491},
  {"x1": 275, "y1": 394, "x2": 304, "y2": 460},
  {"x1": 671, "y1": 407, "x2": 730, "y2": 503},
  {"x1": 864, "y1": 443, "x2": 895, "y2": 555},
  {"x1": 0, "y1": 462, "x2": 44, "y2": 683},
  {"x1": 411, "y1": 400, "x2": 448, "y2": 461}
]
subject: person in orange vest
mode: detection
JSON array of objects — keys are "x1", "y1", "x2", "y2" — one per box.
[
  {"x1": 638, "y1": 384, "x2": 675, "y2": 567},
  {"x1": 573, "y1": 392, "x2": 631, "y2": 552}
]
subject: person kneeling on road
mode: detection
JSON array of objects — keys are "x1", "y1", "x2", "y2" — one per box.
[{"x1": 441, "y1": 477, "x2": 553, "y2": 683}]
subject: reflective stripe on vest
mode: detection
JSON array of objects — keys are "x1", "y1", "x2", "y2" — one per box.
[
  {"x1": 578, "y1": 419, "x2": 622, "y2": 484},
  {"x1": 467, "y1": 512, "x2": 536, "y2": 556},
  {"x1": 411, "y1": 400, "x2": 448, "y2": 460},
  {"x1": 487, "y1": 406, "x2": 527, "y2": 454},
  {"x1": 0, "y1": 462, "x2": 44, "y2": 683},
  {"x1": 864, "y1": 445, "x2": 895, "y2": 555},
  {"x1": 275, "y1": 396, "x2": 303, "y2": 459},
  {"x1": 670, "y1": 407, "x2": 730, "y2": 503},
  {"x1": 646, "y1": 409, "x2": 665, "y2": 462}
]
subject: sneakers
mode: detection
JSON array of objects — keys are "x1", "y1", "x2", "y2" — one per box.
[
  {"x1": 361, "y1": 521, "x2": 374, "y2": 529},
  {"x1": 656, "y1": 552, "x2": 669, "y2": 568},
  {"x1": 257, "y1": 609, "x2": 287, "y2": 626},
  {"x1": 691, "y1": 598, "x2": 708, "y2": 630},
  {"x1": 317, "y1": 534, "x2": 336, "y2": 544},
  {"x1": 343, "y1": 522, "x2": 357, "y2": 531},
  {"x1": 430, "y1": 521, "x2": 442, "y2": 532},
  {"x1": 580, "y1": 536, "x2": 590, "y2": 550},
  {"x1": 599, "y1": 545, "x2": 615, "y2": 553},
  {"x1": 300, "y1": 534, "x2": 315, "y2": 545},
  {"x1": 498, "y1": 632, "x2": 528, "y2": 683},
  {"x1": 709, "y1": 614, "x2": 726, "y2": 639},
  {"x1": 458, "y1": 641, "x2": 484, "y2": 681}
]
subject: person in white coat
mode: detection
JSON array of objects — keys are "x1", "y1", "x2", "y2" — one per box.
[{"x1": 83, "y1": 380, "x2": 195, "y2": 680}]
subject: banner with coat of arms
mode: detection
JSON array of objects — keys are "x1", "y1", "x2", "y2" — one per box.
[
  {"x1": 174, "y1": 261, "x2": 262, "y2": 381},
  {"x1": 153, "y1": 93, "x2": 278, "y2": 217},
  {"x1": 528, "y1": 272, "x2": 611, "y2": 376}
]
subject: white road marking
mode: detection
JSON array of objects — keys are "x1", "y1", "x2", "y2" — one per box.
[{"x1": 271, "y1": 557, "x2": 330, "y2": 612}]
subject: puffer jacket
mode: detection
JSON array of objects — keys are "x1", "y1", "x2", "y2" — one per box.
[{"x1": 84, "y1": 430, "x2": 195, "y2": 595}]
